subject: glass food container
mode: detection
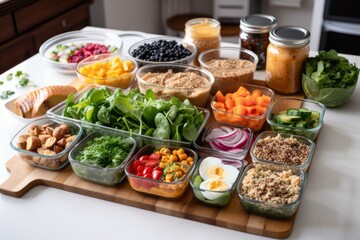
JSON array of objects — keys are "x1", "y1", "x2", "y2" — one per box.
[
  {"x1": 240, "y1": 14, "x2": 277, "y2": 70},
  {"x1": 184, "y1": 18, "x2": 221, "y2": 66},
  {"x1": 265, "y1": 26, "x2": 310, "y2": 95}
]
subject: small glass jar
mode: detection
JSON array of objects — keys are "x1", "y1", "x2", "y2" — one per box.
[
  {"x1": 184, "y1": 18, "x2": 221, "y2": 66},
  {"x1": 240, "y1": 14, "x2": 277, "y2": 70},
  {"x1": 265, "y1": 26, "x2": 310, "y2": 95}
]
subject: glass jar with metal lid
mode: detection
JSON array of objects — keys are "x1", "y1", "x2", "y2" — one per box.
[
  {"x1": 240, "y1": 14, "x2": 277, "y2": 70},
  {"x1": 265, "y1": 26, "x2": 310, "y2": 94},
  {"x1": 184, "y1": 18, "x2": 221, "y2": 66}
]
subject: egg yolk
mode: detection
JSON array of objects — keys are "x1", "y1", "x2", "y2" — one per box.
[
  {"x1": 206, "y1": 165, "x2": 224, "y2": 179},
  {"x1": 205, "y1": 179, "x2": 229, "y2": 191}
]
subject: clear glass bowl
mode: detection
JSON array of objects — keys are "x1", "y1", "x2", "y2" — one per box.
[
  {"x1": 250, "y1": 131, "x2": 315, "y2": 172},
  {"x1": 193, "y1": 122, "x2": 253, "y2": 163},
  {"x1": 136, "y1": 63, "x2": 214, "y2": 107},
  {"x1": 125, "y1": 144, "x2": 198, "y2": 199},
  {"x1": 190, "y1": 157, "x2": 243, "y2": 207},
  {"x1": 39, "y1": 31, "x2": 123, "y2": 73},
  {"x1": 128, "y1": 37, "x2": 197, "y2": 67},
  {"x1": 46, "y1": 84, "x2": 210, "y2": 148},
  {"x1": 198, "y1": 47, "x2": 258, "y2": 95},
  {"x1": 9, "y1": 117, "x2": 83, "y2": 170},
  {"x1": 237, "y1": 162, "x2": 307, "y2": 219},
  {"x1": 211, "y1": 83, "x2": 275, "y2": 131},
  {"x1": 266, "y1": 97, "x2": 326, "y2": 140},
  {"x1": 69, "y1": 131, "x2": 137, "y2": 186},
  {"x1": 76, "y1": 53, "x2": 138, "y2": 89}
]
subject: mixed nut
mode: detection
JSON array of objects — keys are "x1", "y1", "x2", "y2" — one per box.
[{"x1": 16, "y1": 123, "x2": 77, "y2": 169}]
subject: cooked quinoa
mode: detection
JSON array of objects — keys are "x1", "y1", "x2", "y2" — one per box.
[
  {"x1": 241, "y1": 164, "x2": 301, "y2": 204},
  {"x1": 253, "y1": 134, "x2": 310, "y2": 166}
]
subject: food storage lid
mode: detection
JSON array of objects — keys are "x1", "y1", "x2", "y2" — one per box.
[
  {"x1": 240, "y1": 14, "x2": 277, "y2": 34},
  {"x1": 269, "y1": 26, "x2": 310, "y2": 47}
]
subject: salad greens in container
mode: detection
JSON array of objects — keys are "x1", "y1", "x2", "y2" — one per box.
[
  {"x1": 302, "y1": 49, "x2": 359, "y2": 107},
  {"x1": 69, "y1": 131, "x2": 137, "y2": 186},
  {"x1": 47, "y1": 85, "x2": 209, "y2": 148}
]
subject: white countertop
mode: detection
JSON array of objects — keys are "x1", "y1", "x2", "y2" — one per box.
[{"x1": 1, "y1": 26, "x2": 360, "y2": 240}]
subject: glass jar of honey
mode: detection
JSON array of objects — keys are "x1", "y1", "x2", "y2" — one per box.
[
  {"x1": 184, "y1": 18, "x2": 221, "y2": 66},
  {"x1": 265, "y1": 26, "x2": 310, "y2": 94},
  {"x1": 240, "y1": 14, "x2": 277, "y2": 70}
]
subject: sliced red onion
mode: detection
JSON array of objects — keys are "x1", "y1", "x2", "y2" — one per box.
[{"x1": 206, "y1": 126, "x2": 250, "y2": 153}]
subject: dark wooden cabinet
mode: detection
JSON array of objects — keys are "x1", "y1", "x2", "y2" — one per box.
[{"x1": 0, "y1": 0, "x2": 93, "y2": 73}]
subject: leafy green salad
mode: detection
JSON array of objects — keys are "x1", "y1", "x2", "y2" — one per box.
[
  {"x1": 76, "y1": 135, "x2": 134, "y2": 168},
  {"x1": 302, "y1": 49, "x2": 359, "y2": 107},
  {"x1": 63, "y1": 86, "x2": 206, "y2": 141}
]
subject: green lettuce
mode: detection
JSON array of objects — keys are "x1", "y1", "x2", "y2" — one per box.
[{"x1": 302, "y1": 49, "x2": 359, "y2": 107}]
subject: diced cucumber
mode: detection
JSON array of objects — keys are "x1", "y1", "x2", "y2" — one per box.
[
  {"x1": 286, "y1": 108, "x2": 312, "y2": 118},
  {"x1": 274, "y1": 113, "x2": 302, "y2": 124},
  {"x1": 310, "y1": 111, "x2": 320, "y2": 120}
]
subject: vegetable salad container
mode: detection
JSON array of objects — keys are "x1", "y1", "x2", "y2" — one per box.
[
  {"x1": 302, "y1": 49, "x2": 360, "y2": 107},
  {"x1": 47, "y1": 84, "x2": 210, "y2": 148},
  {"x1": 69, "y1": 131, "x2": 137, "y2": 186},
  {"x1": 193, "y1": 122, "x2": 253, "y2": 164},
  {"x1": 211, "y1": 83, "x2": 275, "y2": 131},
  {"x1": 266, "y1": 97, "x2": 325, "y2": 140},
  {"x1": 125, "y1": 144, "x2": 198, "y2": 199}
]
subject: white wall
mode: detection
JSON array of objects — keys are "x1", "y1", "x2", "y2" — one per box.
[
  {"x1": 89, "y1": 0, "x2": 321, "y2": 48},
  {"x1": 96, "y1": 0, "x2": 163, "y2": 34},
  {"x1": 261, "y1": 0, "x2": 314, "y2": 31}
]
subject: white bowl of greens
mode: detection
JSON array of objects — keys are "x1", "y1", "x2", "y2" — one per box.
[{"x1": 302, "y1": 49, "x2": 359, "y2": 107}]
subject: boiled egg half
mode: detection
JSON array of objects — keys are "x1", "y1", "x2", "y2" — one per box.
[{"x1": 198, "y1": 157, "x2": 239, "y2": 200}]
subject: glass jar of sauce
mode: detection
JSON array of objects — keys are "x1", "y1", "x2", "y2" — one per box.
[
  {"x1": 184, "y1": 18, "x2": 221, "y2": 66},
  {"x1": 265, "y1": 26, "x2": 310, "y2": 94},
  {"x1": 240, "y1": 14, "x2": 277, "y2": 70}
]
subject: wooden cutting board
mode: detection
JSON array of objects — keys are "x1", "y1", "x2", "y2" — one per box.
[
  {"x1": 0, "y1": 79, "x2": 306, "y2": 239},
  {"x1": 0, "y1": 155, "x2": 296, "y2": 239}
]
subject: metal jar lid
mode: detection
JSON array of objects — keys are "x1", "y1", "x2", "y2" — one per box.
[
  {"x1": 240, "y1": 14, "x2": 277, "y2": 34},
  {"x1": 269, "y1": 26, "x2": 311, "y2": 47}
]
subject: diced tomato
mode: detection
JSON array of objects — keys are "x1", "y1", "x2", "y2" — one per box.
[
  {"x1": 149, "y1": 153, "x2": 161, "y2": 160},
  {"x1": 139, "y1": 155, "x2": 150, "y2": 163},
  {"x1": 136, "y1": 165, "x2": 145, "y2": 175},
  {"x1": 153, "y1": 166, "x2": 162, "y2": 171},
  {"x1": 143, "y1": 167, "x2": 153, "y2": 175},
  {"x1": 131, "y1": 160, "x2": 143, "y2": 172},
  {"x1": 152, "y1": 170, "x2": 162, "y2": 180},
  {"x1": 143, "y1": 173, "x2": 153, "y2": 179},
  {"x1": 145, "y1": 159, "x2": 159, "y2": 168}
]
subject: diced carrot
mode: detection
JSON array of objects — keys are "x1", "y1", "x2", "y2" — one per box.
[
  {"x1": 225, "y1": 97, "x2": 235, "y2": 109},
  {"x1": 225, "y1": 93, "x2": 234, "y2": 100},
  {"x1": 256, "y1": 96, "x2": 271, "y2": 107},
  {"x1": 251, "y1": 89, "x2": 262, "y2": 97},
  {"x1": 246, "y1": 106, "x2": 257, "y2": 115},
  {"x1": 234, "y1": 96, "x2": 246, "y2": 106},
  {"x1": 245, "y1": 95, "x2": 256, "y2": 106},
  {"x1": 256, "y1": 105, "x2": 267, "y2": 116},
  {"x1": 233, "y1": 105, "x2": 247, "y2": 115},
  {"x1": 213, "y1": 101, "x2": 225, "y2": 109},
  {"x1": 236, "y1": 87, "x2": 250, "y2": 97},
  {"x1": 215, "y1": 91, "x2": 225, "y2": 103}
]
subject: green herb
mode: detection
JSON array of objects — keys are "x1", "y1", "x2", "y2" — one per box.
[
  {"x1": 302, "y1": 49, "x2": 360, "y2": 107},
  {"x1": 0, "y1": 90, "x2": 15, "y2": 99},
  {"x1": 6, "y1": 73, "x2": 13, "y2": 81},
  {"x1": 18, "y1": 78, "x2": 29, "y2": 87},
  {"x1": 63, "y1": 87, "x2": 205, "y2": 141},
  {"x1": 15, "y1": 71, "x2": 23, "y2": 77},
  {"x1": 76, "y1": 135, "x2": 133, "y2": 168},
  {"x1": 0, "y1": 81, "x2": 3, "y2": 85}
]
